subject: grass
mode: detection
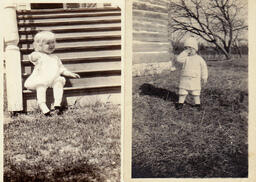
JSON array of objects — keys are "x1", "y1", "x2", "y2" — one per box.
[
  {"x1": 4, "y1": 102, "x2": 121, "y2": 182},
  {"x1": 132, "y1": 57, "x2": 248, "y2": 178}
]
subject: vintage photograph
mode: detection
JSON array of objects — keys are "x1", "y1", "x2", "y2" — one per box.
[
  {"x1": 2, "y1": 2, "x2": 122, "y2": 181},
  {"x1": 131, "y1": 0, "x2": 248, "y2": 178}
]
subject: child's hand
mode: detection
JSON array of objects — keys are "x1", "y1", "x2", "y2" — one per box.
[
  {"x1": 181, "y1": 49, "x2": 190, "y2": 56},
  {"x1": 62, "y1": 70, "x2": 80, "y2": 78},
  {"x1": 30, "y1": 52, "x2": 41, "y2": 62},
  {"x1": 71, "y1": 73, "x2": 80, "y2": 79}
]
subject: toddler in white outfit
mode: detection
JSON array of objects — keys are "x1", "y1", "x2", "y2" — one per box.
[
  {"x1": 175, "y1": 37, "x2": 208, "y2": 110},
  {"x1": 24, "y1": 31, "x2": 80, "y2": 116}
]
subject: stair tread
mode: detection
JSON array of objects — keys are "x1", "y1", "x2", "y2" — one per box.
[
  {"x1": 18, "y1": 19, "x2": 121, "y2": 27},
  {"x1": 21, "y1": 43, "x2": 121, "y2": 52},
  {"x1": 23, "y1": 61, "x2": 121, "y2": 75},
  {"x1": 20, "y1": 31, "x2": 121, "y2": 40},
  {"x1": 18, "y1": 16, "x2": 121, "y2": 23},
  {"x1": 17, "y1": 7, "x2": 121, "y2": 15},
  {"x1": 22, "y1": 55, "x2": 121, "y2": 64},
  {"x1": 22, "y1": 68, "x2": 121, "y2": 77},
  {"x1": 23, "y1": 84, "x2": 121, "y2": 93},
  {"x1": 17, "y1": 11, "x2": 121, "y2": 19},
  {"x1": 20, "y1": 40, "x2": 121, "y2": 49},
  {"x1": 21, "y1": 45, "x2": 121, "y2": 55},
  {"x1": 22, "y1": 50, "x2": 121, "y2": 60},
  {"x1": 19, "y1": 34, "x2": 121, "y2": 43},
  {"x1": 19, "y1": 26, "x2": 121, "y2": 35},
  {"x1": 18, "y1": 23, "x2": 121, "y2": 31}
]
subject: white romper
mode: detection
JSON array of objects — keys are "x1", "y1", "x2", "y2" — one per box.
[{"x1": 24, "y1": 52, "x2": 67, "y2": 90}]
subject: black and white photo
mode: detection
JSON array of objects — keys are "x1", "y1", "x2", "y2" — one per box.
[{"x1": 2, "y1": 1, "x2": 122, "y2": 181}]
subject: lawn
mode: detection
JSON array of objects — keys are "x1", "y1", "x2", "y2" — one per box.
[
  {"x1": 132, "y1": 56, "x2": 248, "y2": 178},
  {"x1": 4, "y1": 102, "x2": 121, "y2": 182}
]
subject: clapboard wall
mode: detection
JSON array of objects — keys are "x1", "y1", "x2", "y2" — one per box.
[{"x1": 133, "y1": 0, "x2": 172, "y2": 64}]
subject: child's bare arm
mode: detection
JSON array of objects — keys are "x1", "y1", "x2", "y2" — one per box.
[
  {"x1": 62, "y1": 70, "x2": 80, "y2": 78},
  {"x1": 201, "y1": 59, "x2": 208, "y2": 84},
  {"x1": 57, "y1": 57, "x2": 80, "y2": 78},
  {"x1": 28, "y1": 51, "x2": 41, "y2": 65}
]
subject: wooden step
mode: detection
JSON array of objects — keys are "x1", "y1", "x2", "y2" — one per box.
[
  {"x1": 18, "y1": 23, "x2": 121, "y2": 31},
  {"x1": 20, "y1": 40, "x2": 121, "y2": 49},
  {"x1": 19, "y1": 34, "x2": 121, "y2": 45},
  {"x1": 64, "y1": 61, "x2": 121, "y2": 73},
  {"x1": 23, "y1": 84, "x2": 121, "y2": 111},
  {"x1": 22, "y1": 61, "x2": 121, "y2": 75},
  {"x1": 18, "y1": 26, "x2": 121, "y2": 35},
  {"x1": 22, "y1": 50, "x2": 121, "y2": 60},
  {"x1": 22, "y1": 68, "x2": 121, "y2": 78},
  {"x1": 20, "y1": 44, "x2": 121, "y2": 55},
  {"x1": 64, "y1": 75, "x2": 121, "y2": 88},
  {"x1": 18, "y1": 16, "x2": 121, "y2": 24},
  {"x1": 22, "y1": 69, "x2": 121, "y2": 90},
  {"x1": 19, "y1": 34, "x2": 121, "y2": 44},
  {"x1": 20, "y1": 31, "x2": 121, "y2": 40},
  {"x1": 21, "y1": 55, "x2": 121, "y2": 66},
  {"x1": 18, "y1": 19, "x2": 121, "y2": 27},
  {"x1": 23, "y1": 84, "x2": 121, "y2": 94},
  {"x1": 17, "y1": 7, "x2": 121, "y2": 15},
  {"x1": 52, "y1": 40, "x2": 121, "y2": 48},
  {"x1": 23, "y1": 75, "x2": 121, "y2": 93},
  {"x1": 17, "y1": 11, "x2": 121, "y2": 20}
]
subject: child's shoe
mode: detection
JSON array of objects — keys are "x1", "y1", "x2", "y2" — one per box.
[
  {"x1": 194, "y1": 104, "x2": 203, "y2": 111},
  {"x1": 54, "y1": 106, "x2": 64, "y2": 115},
  {"x1": 175, "y1": 103, "x2": 184, "y2": 110},
  {"x1": 44, "y1": 111, "x2": 52, "y2": 117}
]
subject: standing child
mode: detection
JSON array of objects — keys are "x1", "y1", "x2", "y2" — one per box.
[
  {"x1": 175, "y1": 37, "x2": 208, "y2": 110},
  {"x1": 24, "y1": 31, "x2": 80, "y2": 116}
]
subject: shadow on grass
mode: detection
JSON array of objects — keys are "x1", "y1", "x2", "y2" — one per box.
[
  {"x1": 139, "y1": 83, "x2": 178, "y2": 102},
  {"x1": 4, "y1": 162, "x2": 105, "y2": 182},
  {"x1": 132, "y1": 151, "x2": 248, "y2": 178}
]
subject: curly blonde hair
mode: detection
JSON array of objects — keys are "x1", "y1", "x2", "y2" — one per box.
[{"x1": 33, "y1": 31, "x2": 56, "y2": 52}]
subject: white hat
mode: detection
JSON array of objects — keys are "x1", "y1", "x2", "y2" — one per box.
[{"x1": 184, "y1": 37, "x2": 198, "y2": 51}]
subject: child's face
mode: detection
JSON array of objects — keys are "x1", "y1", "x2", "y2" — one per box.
[
  {"x1": 185, "y1": 46, "x2": 196, "y2": 56},
  {"x1": 41, "y1": 39, "x2": 56, "y2": 54}
]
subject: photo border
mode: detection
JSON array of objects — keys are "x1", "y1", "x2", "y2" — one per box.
[
  {"x1": 123, "y1": 0, "x2": 256, "y2": 181},
  {"x1": 0, "y1": 0, "x2": 124, "y2": 182}
]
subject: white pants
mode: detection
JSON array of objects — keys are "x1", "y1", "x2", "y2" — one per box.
[{"x1": 36, "y1": 77, "x2": 66, "y2": 114}]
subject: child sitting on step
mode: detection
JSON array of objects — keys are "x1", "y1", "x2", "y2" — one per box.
[
  {"x1": 24, "y1": 31, "x2": 80, "y2": 116},
  {"x1": 175, "y1": 37, "x2": 208, "y2": 111}
]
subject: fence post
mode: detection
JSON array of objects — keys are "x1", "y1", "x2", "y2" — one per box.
[{"x1": 3, "y1": 3, "x2": 23, "y2": 112}]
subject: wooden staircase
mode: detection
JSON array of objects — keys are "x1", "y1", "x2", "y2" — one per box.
[{"x1": 17, "y1": 7, "x2": 121, "y2": 110}]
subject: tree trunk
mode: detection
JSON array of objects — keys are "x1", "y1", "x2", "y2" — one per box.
[{"x1": 213, "y1": 42, "x2": 231, "y2": 60}]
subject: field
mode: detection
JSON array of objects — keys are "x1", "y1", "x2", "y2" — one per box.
[
  {"x1": 132, "y1": 56, "x2": 248, "y2": 178},
  {"x1": 4, "y1": 102, "x2": 121, "y2": 182}
]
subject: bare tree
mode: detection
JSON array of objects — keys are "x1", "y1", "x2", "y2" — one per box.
[{"x1": 169, "y1": 0, "x2": 248, "y2": 59}]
